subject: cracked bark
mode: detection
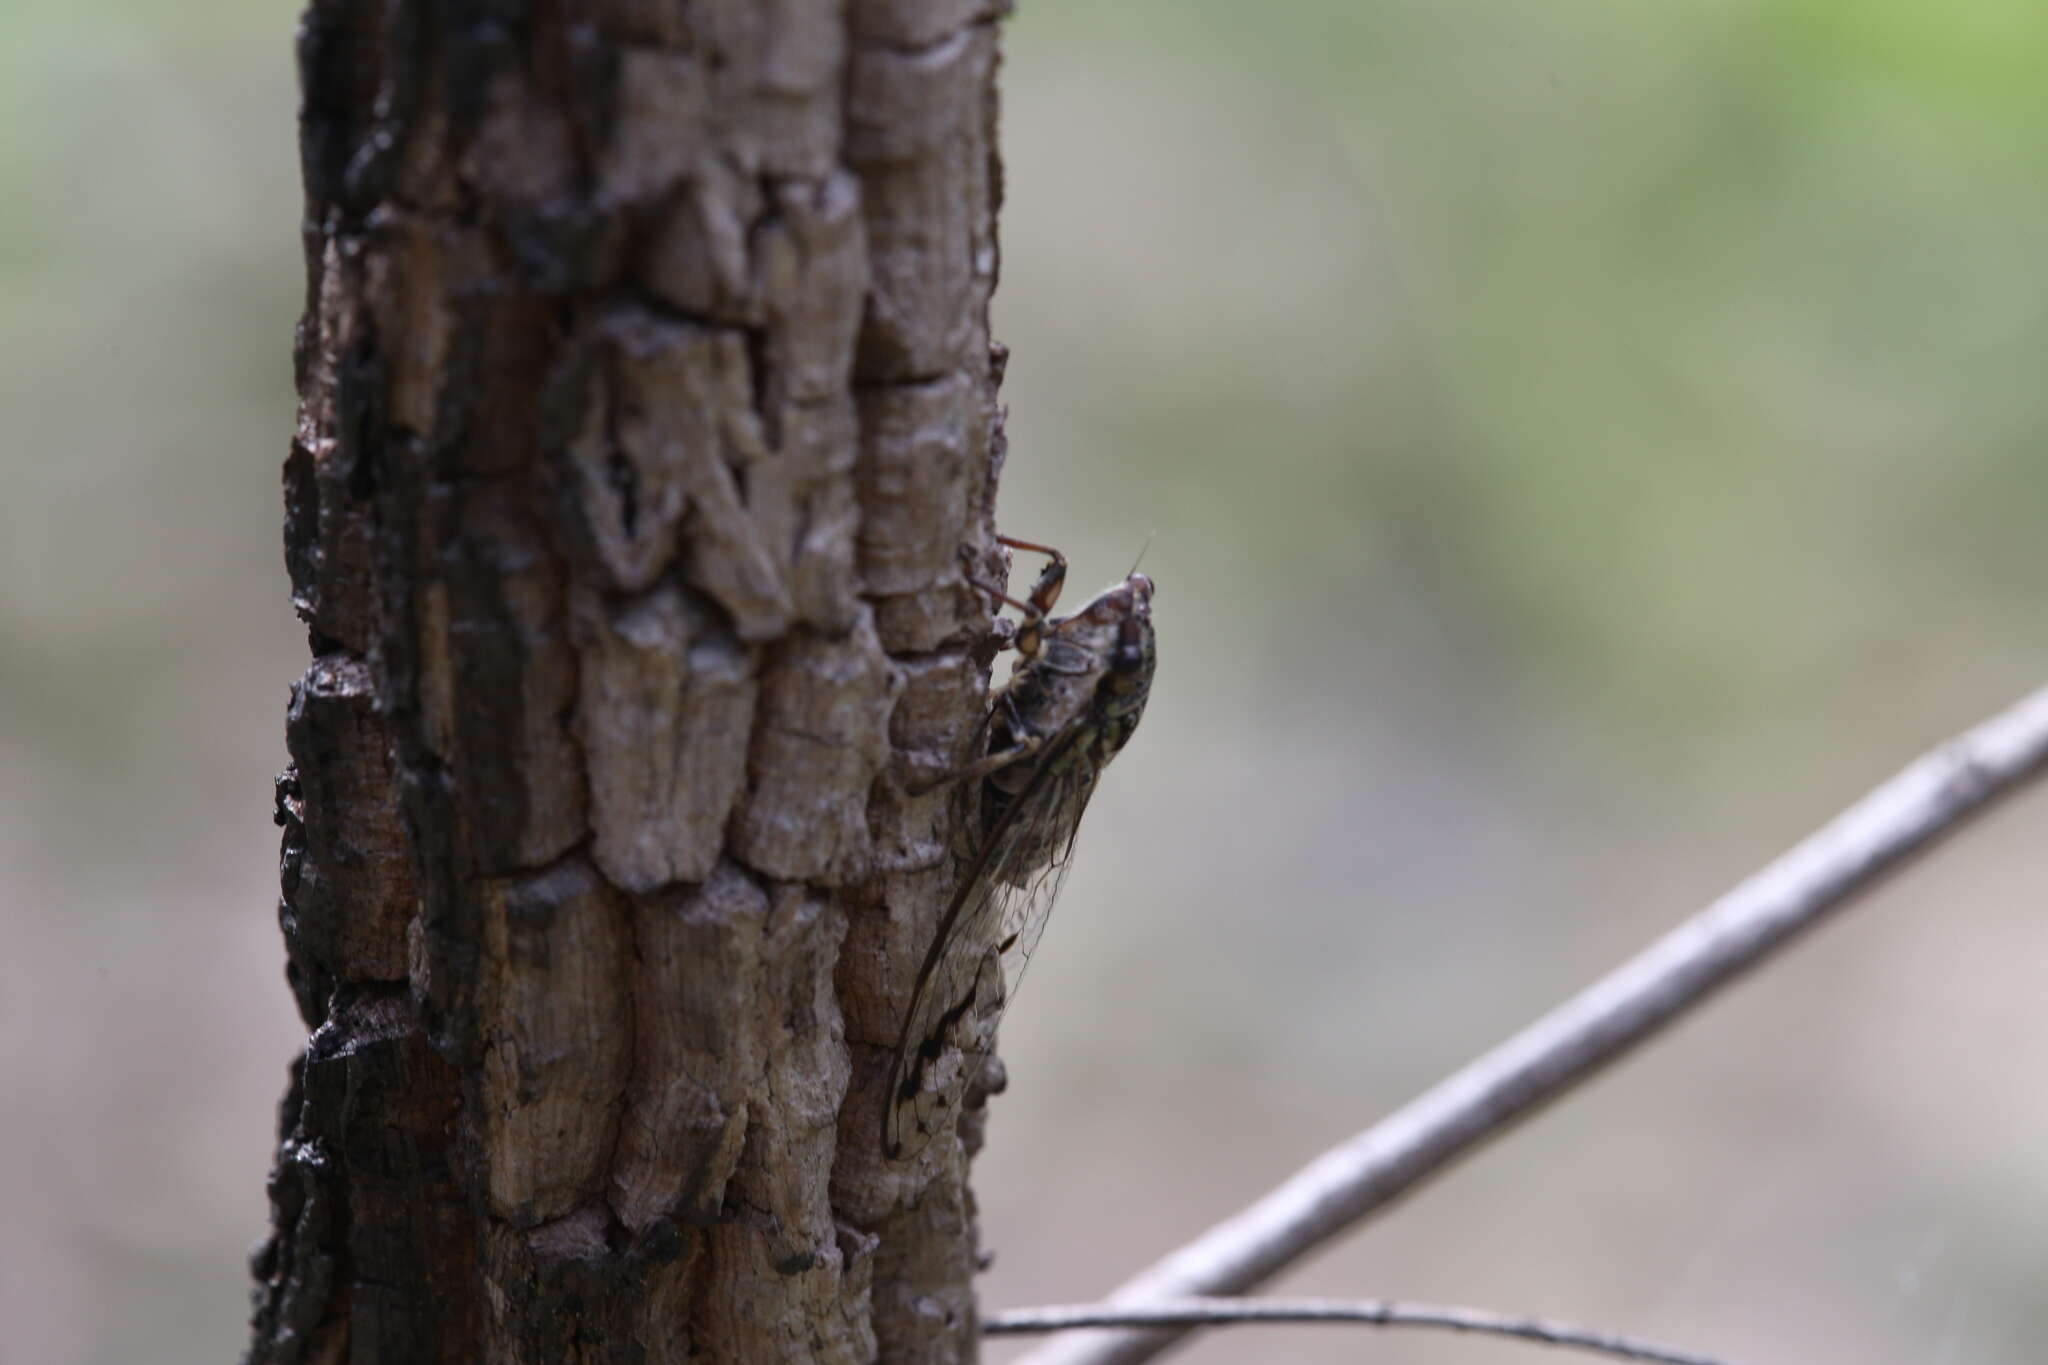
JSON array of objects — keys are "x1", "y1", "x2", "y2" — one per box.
[{"x1": 250, "y1": 3, "x2": 1015, "y2": 1360}]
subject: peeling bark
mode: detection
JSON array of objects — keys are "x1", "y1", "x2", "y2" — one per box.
[{"x1": 251, "y1": 2, "x2": 1015, "y2": 1360}]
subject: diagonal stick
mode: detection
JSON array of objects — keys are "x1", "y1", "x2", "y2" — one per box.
[{"x1": 1016, "y1": 684, "x2": 2048, "y2": 1365}]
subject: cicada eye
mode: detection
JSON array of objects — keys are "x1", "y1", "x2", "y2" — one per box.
[{"x1": 1114, "y1": 618, "x2": 1148, "y2": 670}]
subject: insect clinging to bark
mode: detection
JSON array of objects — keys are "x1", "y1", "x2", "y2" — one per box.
[{"x1": 883, "y1": 537, "x2": 1157, "y2": 1161}]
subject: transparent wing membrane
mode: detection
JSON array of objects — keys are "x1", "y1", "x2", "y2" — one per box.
[{"x1": 882, "y1": 735, "x2": 1099, "y2": 1160}]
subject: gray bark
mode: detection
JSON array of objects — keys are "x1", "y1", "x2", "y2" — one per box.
[{"x1": 249, "y1": 2, "x2": 1013, "y2": 1360}]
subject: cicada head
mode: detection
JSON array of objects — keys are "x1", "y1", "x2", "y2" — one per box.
[{"x1": 1092, "y1": 572, "x2": 1155, "y2": 728}]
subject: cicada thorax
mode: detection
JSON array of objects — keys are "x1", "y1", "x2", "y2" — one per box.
[{"x1": 978, "y1": 637, "x2": 1112, "y2": 881}]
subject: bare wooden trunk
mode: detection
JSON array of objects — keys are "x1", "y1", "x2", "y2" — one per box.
[{"x1": 248, "y1": 3, "x2": 1013, "y2": 1360}]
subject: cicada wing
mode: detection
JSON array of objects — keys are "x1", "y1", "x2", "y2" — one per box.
[
  {"x1": 882, "y1": 732, "x2": 1102, "y2": 1160},
  {"x1": 880, "y1": 873, "x2": 1008, "y2": 1162}
]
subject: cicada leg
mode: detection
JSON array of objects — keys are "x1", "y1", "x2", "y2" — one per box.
[
  {"x1": 904, "y1": 693, "x2": 1043, "y2": 796},
  {"x1": 909, "y1": 538, "x2": 1067, "y2": 798},
  {"x1": 965, "y1": 536, "x2": 1067, "y2": 659},
  {"x1": 995, "y1": 535, "x2": 1068, "y2": 640},
  {"x1": 922, "y1": 730, "x2": 1044, "y2": 791}
]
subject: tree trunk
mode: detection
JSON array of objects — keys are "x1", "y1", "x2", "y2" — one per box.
[{"x1": 248, "y1": 3, "x2": 1011, "y2": 1360}]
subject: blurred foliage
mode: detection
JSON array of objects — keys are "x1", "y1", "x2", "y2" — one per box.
[{"x1": 1001, "y1": 0, "x2": 2046, "y2": 749}]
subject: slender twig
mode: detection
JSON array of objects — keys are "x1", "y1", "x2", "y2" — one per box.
[
  {"x1": 987, "y1": 1296, "x2": 1727, "y2": 1365},
  {"x1": 1016, "y1": 684, "x2": 2048, "y2": 1365}
]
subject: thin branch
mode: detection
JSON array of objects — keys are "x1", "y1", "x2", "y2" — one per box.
[
  {"x1": 1016, "y1": 683, "x2": 2048, "y2": 1365},
  {"x1": 986, "y1": 1296, "x2": 1728, "y2": 1365}
]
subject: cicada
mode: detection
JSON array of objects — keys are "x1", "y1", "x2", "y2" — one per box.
[{"x1": 882, "y1": 537, "x2": 1157, "y2": 1160}]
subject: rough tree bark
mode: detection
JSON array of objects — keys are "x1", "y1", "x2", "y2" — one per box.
[{"x1": 248, "y1": 3, "x2": 1014, "y2": 1361}]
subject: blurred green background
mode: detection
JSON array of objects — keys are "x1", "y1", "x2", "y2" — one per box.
[{"x1": 4, "y1": 2, "x2": 2044, "y2": 1362}]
